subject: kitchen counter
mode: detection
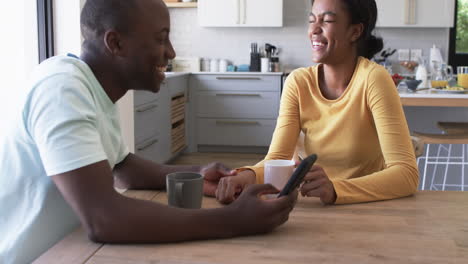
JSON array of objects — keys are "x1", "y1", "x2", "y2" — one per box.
[
  {"x1": 35, "y1": 191, "x2": 468, "y2": 264},
  {"x1": 164, "y1": 72, "x2": 190, "y2": 78},
  {"x1": 187, "y1": 72, "x2": 284, "y2": 75},
  {"x1": 399, "y1": 90, "x2": 468, "y2": 107}
]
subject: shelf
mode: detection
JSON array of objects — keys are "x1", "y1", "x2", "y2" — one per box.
[{"x1": 165, "y1": 2, "x2": 197, "y2": 8}]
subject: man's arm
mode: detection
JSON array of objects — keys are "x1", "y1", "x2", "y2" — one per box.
[
  {"x1": 52, "y1": 160, "x2": 297, "y2": 243},
  {"x1": 112, "y1": 153, "x2": 201, "y2": 190},
  {"x1": 113, "y1": 153, "x2": 234, "y2": 195}
]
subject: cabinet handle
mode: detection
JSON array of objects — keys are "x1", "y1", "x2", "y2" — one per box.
[
  {"x1": 216, "y1": 77, "x2": 262, "y2": 80},
  {"x1": 404, "y1": 0, "x2": 416, "y2": 25},
  {"x1": 236, "y1": 0, "x2": 240, "y2": 24},
  {"x1": 216, "y1": 120, "x2": 260, "y2": 126},
  {"x1": 136, "y1": 104, "x2": 158, "y2": 113},
  {"x1": 215, "y1": 93, "x2": 261, "y2": 97},
  {"x1": 137, "y1": 139, "x2": 159, "y2": 151},
  {"x1": 242, "y1": 0, "x2": 246, "y2": 24}
]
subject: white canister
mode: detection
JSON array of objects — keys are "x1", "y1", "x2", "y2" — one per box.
[
  {"x1": 219, "y1": 59, "x2": 228, "y2": 73},
  {"x1": 210, "y1": 59, "x2": 219, "y2": 73},
  {"x1": 261, "y1": 58, "x2": 270, "y2": 73}
]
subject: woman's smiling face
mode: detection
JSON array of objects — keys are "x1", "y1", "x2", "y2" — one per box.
[{"x1": 308, "y1": 0, "x2": 362, "y2": 64}]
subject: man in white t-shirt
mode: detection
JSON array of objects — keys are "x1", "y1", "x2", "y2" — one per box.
[{"x1": 0, "y1": 0, "x2": 298, "y2": 263}]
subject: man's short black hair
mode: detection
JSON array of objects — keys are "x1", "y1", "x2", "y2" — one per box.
[{"x1": 81, "y1": 0, "x2": 140, "y2": 41}]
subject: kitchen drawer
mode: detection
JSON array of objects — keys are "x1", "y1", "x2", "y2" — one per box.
[
  {"x1": 196, "y1": 91, "x2": 279, "y2": 119},
  {"x1": 134, "y1": 102, "x2": 160, "y2": 144},
  {"x1": 134, "y1": 81, "x2": 167, "y2": 107},
  {"x1": 197, "y1": 118, "x2": 276, "y2": 146},
  {"x1": 193, "y1": 75, "x2": 281, "y2": 92},
  {"x1": 135, "y1": 136, "x2": 165, "y2": 163}
]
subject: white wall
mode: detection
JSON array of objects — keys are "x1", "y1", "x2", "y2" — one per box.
[
  {"x1": 53, "y1": 0, "x2": 84, "y2": 55},
  {"x1": 168, "y1": 1, "x2": 450, "y2": 73},
  {"x1": 0, "y1": 0, "x2": 39, "y2": 137}
]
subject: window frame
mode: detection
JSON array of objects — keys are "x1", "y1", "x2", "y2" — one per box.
[
  {"x1": 37, "y1": 0, "x2": 54, "y2": 63},
  {"x1": 449, "y1": 0, "x2": 468, "y2": 68}
]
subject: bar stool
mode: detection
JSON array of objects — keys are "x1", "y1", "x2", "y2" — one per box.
[{"x1": 413, "y1": 122, "x2": 468, "y2": 191}]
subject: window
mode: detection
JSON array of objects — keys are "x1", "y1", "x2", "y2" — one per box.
[
  {"x1": 449, "y1": 0, "x2": 468, "y2": 68},
  {"x1": 37, "y1": 0, "x2": 54, "y2": 63},
  {"x1": 0, "y1": 0, "x2": 39, "y2": 136}
]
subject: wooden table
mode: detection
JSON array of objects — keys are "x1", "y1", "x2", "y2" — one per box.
[
  {"x1": 400, "y1": 92, "x2": 468, "y2": 107},
  {"x1": 34, "y1": 191, "x2": 468, "y2": 264}
]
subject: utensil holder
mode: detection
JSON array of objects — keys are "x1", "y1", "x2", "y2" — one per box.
[{"x1": 250, "y1": 53, "x2": 261, "y2": 72}]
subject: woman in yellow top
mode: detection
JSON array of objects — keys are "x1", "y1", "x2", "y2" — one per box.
[{"x1": 215, "y1": 0, "x2": 419, "y2": 205}]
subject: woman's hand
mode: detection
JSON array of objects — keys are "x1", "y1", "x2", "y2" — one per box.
[
  {"x1": 299, "y1": 164, "x2": 337, "y2": 205},
  {"x1": 215, "y1": 170, "x2": 257, "y2": 204},
  {"x1": 200, "y1": 163, "x2": 236, "y2": 197}
]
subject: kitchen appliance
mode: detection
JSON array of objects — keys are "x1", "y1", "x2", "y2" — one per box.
[{"x1": 415, "y1": 57, "x2": 429, "y2": 88}]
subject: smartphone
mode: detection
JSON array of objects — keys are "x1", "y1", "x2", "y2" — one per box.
[{"x1": 277, "y1": 154, "x2": 317, "y2": 197}]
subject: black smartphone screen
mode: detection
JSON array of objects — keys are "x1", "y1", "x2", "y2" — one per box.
[{"x1": 277, "y1": 154, "x2": 317, "y2": 197}]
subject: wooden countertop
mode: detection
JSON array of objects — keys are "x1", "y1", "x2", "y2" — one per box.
[
  {"x1": 399, "y1": 91, "x2": 468, "y2": 107},
  {"x1": 34, "y1": 191, "x2": 468, "y2": 264}
]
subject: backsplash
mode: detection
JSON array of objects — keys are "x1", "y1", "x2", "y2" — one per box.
[{"x1": 169, "y1": 0, "x2": 450, "y2": 73}]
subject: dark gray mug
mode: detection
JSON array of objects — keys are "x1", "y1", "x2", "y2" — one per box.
[{"x1": 166, "y1": 172, "x2": 203, "y2": 209}]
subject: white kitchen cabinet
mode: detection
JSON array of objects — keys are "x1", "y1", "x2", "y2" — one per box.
[
  {"x1": 198, "y1": 0, "x2": 283, "y2": 27},
  {"x1": 376, "y1": 0, "x2": 455, "y2": 28},
  {"x1": 118, "y1": 75, "x2": 189, "y2": 163},
  {"x1": 189, "y1": 74, "x2": 281, "y2": 151}
]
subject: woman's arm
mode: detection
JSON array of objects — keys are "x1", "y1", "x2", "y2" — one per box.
[
  {"x1": 331, "y1": 67, "x2": 419, "y2": 204},
  {"x1": 215, "y1": 70, "x2": 306, "y2": 203},
  {"x1": 244, "y1": 71, "x2": 304, "y2": 183}
]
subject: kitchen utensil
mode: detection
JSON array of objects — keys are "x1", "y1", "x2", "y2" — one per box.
[
  {"x1": 261, "y1": 58, "x2": 270, "y2": 73},
  {"x1": 431, "y1": 61, "x2": 453, "y2": 88}
]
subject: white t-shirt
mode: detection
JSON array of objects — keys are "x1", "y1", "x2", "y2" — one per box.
[{"x1": 0, "y1": 55, "x2": 129, "y2": 264}]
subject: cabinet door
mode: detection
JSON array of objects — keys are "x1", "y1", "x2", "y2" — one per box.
[
  {"x1": 198, "y1": 0, "x2": 283, "y2": 27},
  {"x1": 415, "y1": 0, "x2": 454, "y2": 28},
  {"x1": 376, "y1": 0, "x2": 408, "y2": 27},
  {"x1": 198, "y1": 0, "x2": 240, "y2": 27},
  {"x1": 242, "y1": 0, "x2": 283, "y2": 27},
  {"x1": 376, "y1": 0, "x2": 455, "y2": 28},
  {"x1": 197, "y1": 118, "x2": 276, "y2": 146},
  {"x1": 196, "y1": 91, "x2": 279, "y2": 119}
]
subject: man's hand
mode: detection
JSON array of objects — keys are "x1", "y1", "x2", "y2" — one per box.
[
  {"x1": 299, "y1": 164, "x2": 337, "y2": 205},
  {"x1": 200, "y1": 162, "x2": 236, "y2": 197},
  {"x1": 226, "y1": 184, "x2": 298, "y2": 235}
]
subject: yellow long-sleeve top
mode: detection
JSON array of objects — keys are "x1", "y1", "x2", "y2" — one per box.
[{"x1": 245, "y1": 57, "x2": 419, "y2": 204}]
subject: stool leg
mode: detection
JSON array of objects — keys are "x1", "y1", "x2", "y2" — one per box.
[
  {"x1": 442, "y1": 144, "x2": 452, "y2": 191},
  {"x1": 421, "y1": 144, "x2": 431, "y2": 190},
  {"x1": 430, "y1": 144, "x2": 443, "y2": 190},
  {"x1": 463, "y1": 144, "x2": 466, "y2": 191}
]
